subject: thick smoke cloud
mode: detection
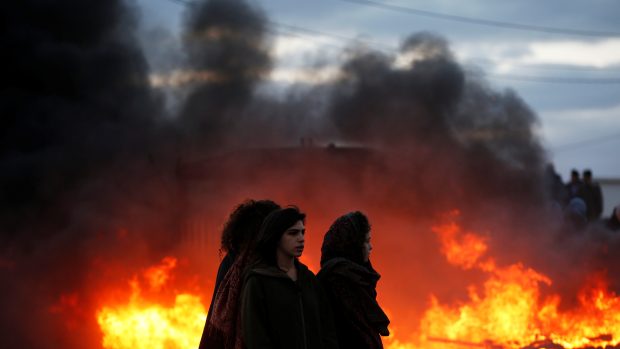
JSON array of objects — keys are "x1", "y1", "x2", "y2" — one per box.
[
  {"x1": 325, "y1": 31, "x2": 546, "y2": 215},
  {"x1": 0, "y1": 0, "x2": 164, "y2": 242},
  {"x1": 2, "y1": 0, "x2": 619, "y2": 348},
  {"x1": 0, "y1": 0, "x2": 176, "y2": 348},
  {"x1": 179, "y1": 0, "x2": 272, "y2": 145}
]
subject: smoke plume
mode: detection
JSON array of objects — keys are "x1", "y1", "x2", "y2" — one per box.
[
  {"x1": 1, "y1": 0, "x2": 619, "y2": 348},
  {"x1": 179, "y1": 0, "x2": 272, "y2": 145},
  {"x1": 0, "y1": 0, "x2": 176, "y2": 347}
]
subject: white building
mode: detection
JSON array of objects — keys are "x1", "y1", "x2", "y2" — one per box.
[{"x1": 600, "y1": 178, "x2": 620, "y2": 218}]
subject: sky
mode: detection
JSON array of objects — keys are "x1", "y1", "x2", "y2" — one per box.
[{"x1": 135, "y1": 0, "x2": 620, "y2": 179}]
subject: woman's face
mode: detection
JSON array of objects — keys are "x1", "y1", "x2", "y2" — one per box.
[
  {"x1": 362, "y1": 231, "x2": 372, "y2": 262},
  {"x1": 277, "y1": 220, "x2": 305, "y2": 258}
]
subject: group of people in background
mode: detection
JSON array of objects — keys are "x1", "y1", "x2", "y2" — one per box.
[
  {"x1": 198, "y1": 200, "x2": 390, "y2": 349},
  {"x1": 546, "y1": 166, "x2": 619, "y2": 231}
]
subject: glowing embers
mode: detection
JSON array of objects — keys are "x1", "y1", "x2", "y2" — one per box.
[
  {"x1": 96, "y1": 257, "x2": 206, "y2": 349},
  {"x1": 420, "y1": 211, "x2": 620, "y2": 349}
]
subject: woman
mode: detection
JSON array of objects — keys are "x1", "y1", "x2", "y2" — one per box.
[
  {"x1": 199, "y1": 199, "x2": 280, "y2": 349},
  {"x1": 317, "y1": 211, "x2": 390, "y2": 349},
  {"x1": 241, "y1": 207, "x2": 338, "y2": 349}
]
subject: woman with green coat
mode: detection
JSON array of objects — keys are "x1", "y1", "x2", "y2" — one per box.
[{"x1": 241, "y1": 207, "x2": 338, "y2": 349}]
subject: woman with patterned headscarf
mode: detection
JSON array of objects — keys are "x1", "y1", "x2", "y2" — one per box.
[{"x1": 317, "y1": 211, "x2": 390, "y2": 349}]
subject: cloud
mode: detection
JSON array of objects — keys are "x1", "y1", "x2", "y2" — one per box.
[
  {"x1": 270, "y1": 66, "x2": 342, "y2": 84},
  {"x1": 149, "y1": 69, "x2": 226, "y2": 87},
  {"x1": 272, "y1": 35, "x2": 341, "y2": 61},
  {"x1": 523, "y1": 39, "x2": 620, "y2": 68},
  {"x1": 456, "y1": 39, "x2": 620, "y2": 72}
]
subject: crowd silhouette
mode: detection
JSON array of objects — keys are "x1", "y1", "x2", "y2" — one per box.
[{"x1": 546, "y1": 165, "x2": 619, "y2": 231}]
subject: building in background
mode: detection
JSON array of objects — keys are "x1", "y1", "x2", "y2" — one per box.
[{"x1": 599, "y1": 178, "x2": 620, "y2": 219}]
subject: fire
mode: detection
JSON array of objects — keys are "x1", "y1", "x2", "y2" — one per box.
[
  {"x1": 91, "y1": 217, "x2": 620, "y2": 349},
  {"x1": 433, "y1": 210, "x2": 488, "y2": 270},
  {"x1": 144, "y1": 256, "x2": 177, "y2": 290},
  {"x1": 416, "y1": 212, "x2": 620, "y2": 349},
  {"x1": 96, "y1": 257, "x2": 206, "y2": 349}
]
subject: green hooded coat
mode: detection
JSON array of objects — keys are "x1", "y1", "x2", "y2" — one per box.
[{"x1": 241, "y1": 260, "x2": 339, "y2": 349}]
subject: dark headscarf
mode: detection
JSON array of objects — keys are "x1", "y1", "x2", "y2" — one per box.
[
  {"x1": 321, "y1": 211, "x2": 370, "y2": 266},
  {"x1": 318, "y1": 211, "x2": 390, "y2": 348}
]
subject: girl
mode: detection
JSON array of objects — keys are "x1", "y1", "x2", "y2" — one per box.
[
  {"x1": 241, "y1": 207, "x2": 338, "y2": 349},
  {"x1": 317, "y1": 211, "x2": 390, "y2": 349}
]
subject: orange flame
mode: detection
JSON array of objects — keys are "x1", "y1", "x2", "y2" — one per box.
[
  {"x1": 96, "y1": 257, "x2": 206, "y2": 349},
  {"x1": 417, "y1": 212, "x2": 620, "y2": 349},
  {"x1": 143, "y1": 256, "x2": 177, "y2": 291},
  {"x1": 93, "y1": 218, "x2": 620, "y2": 349},
  {"x1": 432, "y1": 210, "x2": 487, "y2": 270}
]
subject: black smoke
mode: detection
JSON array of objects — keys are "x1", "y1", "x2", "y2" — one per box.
[
  {"x1": 0, "y1": 0, "x2": 165, "y2": 242},
  {"x1": 2, "y1": 0, "x2": 619, "y2": 348},
  {"x1": 329, "y1": 33, "x2": 463, "y2": 145},
  {"x1": 324, "y1": 32, "x2": 547, "y2": 216},
  {"x1": 179, "y1": 0, "x2": 272, "y2": 145},
  {"x1": 0, "y1": 0, "x2": 174, "y2": 348}
]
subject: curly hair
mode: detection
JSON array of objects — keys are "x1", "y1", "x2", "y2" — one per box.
[
  {"x1": 220, "y1": 199, "x2": 281, "y2": 255},
  {"x1": 320, "y1": 211, "x2": 371, "y2": 265}
]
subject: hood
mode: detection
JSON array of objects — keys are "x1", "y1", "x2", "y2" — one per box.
[{"x1": 321, "y1": 211, "x2": 369, "y2": 266}]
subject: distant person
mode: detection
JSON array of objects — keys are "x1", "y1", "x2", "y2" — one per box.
[
  {"x1": 607, "y1": 204, "x2": 620, "y2": 231},
  {"x1": 582, "y1": 169, "x2": 603, "y2": 220},
  {"x1": 564, "y1": 197, "x2": 588, "y2": 231},
  {"x1": 566, "y1": 169, "x2": 584, "y2": 199},
  {"x1": 317, "y1": 211, "x2": 390, "y2": 349},
  {"x1": 199, "y1": 199, "x2": 280, "y2": 349},
  {"x1": 241, "y1": 207, "x2": 338, "y2": 349}
]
